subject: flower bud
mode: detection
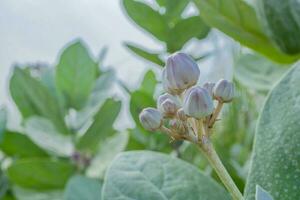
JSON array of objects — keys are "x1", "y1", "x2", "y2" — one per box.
[
  {"x1": 183, "y1": 86, "x2": 214, "y2": 119},
  {"x1": 139, "y1": 108, "x2": 162, "y2": 131},
  {"x1": 162, "y1": 52, "x2": 200, "y2": 94},
  {"x1": 157, "y1": 93, "x2": 180, "y2": 117},
  {"x1": 213, "y1": 79, "x2": 234, "y2": 102},
  {"x1": 203, "y1": 82, "x2": 215, "y2": 97},
  {"x1": 177, "y1": 108, "x2": 187, "y2": 121}
]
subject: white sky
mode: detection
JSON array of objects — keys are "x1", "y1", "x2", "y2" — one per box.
[{"x1": 0, "y1": 0, "x2": 233, "y2": 130}]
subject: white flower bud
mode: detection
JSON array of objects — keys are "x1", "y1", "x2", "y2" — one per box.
[
  {"x1": 139, "y1": 108, "x2": 162, "y2": 131},
  {"x1": 213, "y1": 79, "x2": 234, "y2": 102},
  {"x1": 203, "y1": 82, "x2": 215, "y2": 97},
  {"x1": 157, "y1": 93, "x2": 180, "y2": 117},
  {"x1": 183, "y1": 86, "x2": 214, "y2": 119},
  {"x1": 162, "y1": 52, "x2": 200, "y2": 94},
  {"x1": 177, "y1": 108, "x2": 187, "y2": 121}
]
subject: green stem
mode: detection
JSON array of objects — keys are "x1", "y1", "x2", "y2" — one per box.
[{"x1": 198, "y1": 139, "x2": 243, "y2": 200}]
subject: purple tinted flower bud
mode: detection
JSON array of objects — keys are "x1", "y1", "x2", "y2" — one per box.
[
  {"x1": 139, "y1": 108, "x2": 162, "y2": 131},
  {"x1": 203, "y1": 82, "x2": 215, "y2": 97},
  {"x1": 183, "y1": 86, "x2": 214, "y2": 119},
  {"x1": 162, "y1": 52, "x2": 200, "y2": 94},
  {"x1": 213, "y1": 79, "x2": 234, "y2": 102},
  {"x1": 157, "y1": 93, "x2": 180, "y2": 117}
]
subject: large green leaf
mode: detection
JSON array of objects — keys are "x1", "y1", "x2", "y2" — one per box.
[
  {"x1": 244, "y1": 63, "x2": 300, "y2": 200},
  {"x1": 7, "y1": 159, "x2": 75, "y2": 190},
  {"x1": 123, "y1": 0, "x2": 169, "y2": 41},
  {"x1": 235, "y1": 53, "x2": 287, "y2": 92},
  {"x1": 56, "y1": 40, "x2": 97, "y2": 110},
  {"x1": 256, "y1": 0, "x2": 300, "y2": 54},
  {"x1": 25, "y1": 117, "x2": 74, "y2": 157},
  {"x1": 0, "y1": 131, "x2": 48, "y2": 157},
  {"x1": 125, "y1": 43, "x2": 164, "y2": 66},
  {"x1": 102, "y1": 151, "x2": 230, "y2": 200},
  {"x1": 193, "y1": 0, "x2": 300, "y2": 63},
  {"x1": 9, "y1": 68, "x2": 69, "y2": 134},
  {"x1": 255, "y1": 185, "x2": 274, "y2": 200},
  {"x1": 167, "y1": 16, "x2": 210, "y2": 52},
  {"x1": 64, "y1": 175, "x2": 102, "y2": 200},
  {"x1": 76, "y1": 98, "x2": 121, "y2": 152},
  {"x1": 140, "y1": 70, "x2": 157, "y2": 96}
]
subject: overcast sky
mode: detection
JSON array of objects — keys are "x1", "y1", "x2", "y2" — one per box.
[{"x1": 0, "y1": 0, "x2": 233, "y2": 129}]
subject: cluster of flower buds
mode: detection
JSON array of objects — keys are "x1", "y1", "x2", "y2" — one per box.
[{"x1": 139, "y1": 52, "x2": 234, "y2": 143}]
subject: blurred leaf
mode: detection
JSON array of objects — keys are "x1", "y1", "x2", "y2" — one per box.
[
  {"x1": 64, "y1": 175, "x2": 102, "y2": 200},
  {"x1": 193, "y1": 0, "x2": 300, "y2": 63},
  {"x1": 255, "y1": 185, "x2": 274, "y2": 200},
  {"x1": 123, "y1": 0, "x2": 169, "y2": 41},
  {"x1": 245, "y1": 63, "x2": 300, "y2": 200},
  {"x1": 9, "y1": 67, "x2": 69, "y2": 134},
  {"x1": 76, "y1": 98, "x2": 121, "y2": 153},
  {"x1": 125, "y1": 43, "x2": 164, "y2": 66},
  {"x1": 25, "y1": 117, "x2": 74, "y2": 157},
  {"x1": 102, "y1": 151, "x2": 231, "y2": 200},
  {"x1": 56, "y1": 40, "x2": 97, "y2": 110},
  {"x1": 235, "y1": 54, "x2": 287, "y2": 92},
  {"x1": 87, "y1": 132, "x2": 128, "y2": 178},
  {"x1": 0, "y1": 171, "x2": 10, "y2": 199},
  {"x1": 13, "y1": 187, "x2": 63, "y2": 200},
  {"x1": 140, "y1": 70, "x2": 157, "y2": 96},
  {"x1": 0, "y1": 131, "x2": 48, "y2": 158},
  {"x1": 0, "y1": 107, "x2": 7, "y2": 142},
  {"x1": 7, "y1": 158, "x2": 75, "y2": 190},
  {"x1": 167, "y1": 16, "x2": 210, "y2": 52},
  {"x1": 165, "y1": 0, "x2": 190, "y2": 23},
  {"x1": 256, "y1": 0, "x2": 300, "y2": 54},
  {"x1": 156, "y1": 0, "x2": 166, "y2": 7}
]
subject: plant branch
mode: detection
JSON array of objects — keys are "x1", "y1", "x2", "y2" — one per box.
[
  {"x1": 208, "y1": 101, "x2": 223, "y2": 128},
  {"x1": 197, "y1": 138, "x2": 243, "y2": 200}
]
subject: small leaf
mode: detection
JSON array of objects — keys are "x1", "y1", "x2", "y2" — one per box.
[
  {"x1": 255, "y1": 185, "x2": 274, "y2": 200},
  {"x1": 193, "y1": 0, "x2": 300, "y2": 63},
  {"x1": 244, "y1": 63, "x2": 300, "y2": 200},
  {"x1": 86, "y1": 132, "x2": 128, "y2": 178},
  {"x1": 76, "y1": 98, "x2": 121, "y2": 153},
  {"x1": 125, "y1": 42, "x2": 164, "y2": 66},
  {"x1": 0, "y1": 131, "x2": 48, "y2": 157},
  {"x1": 102, "y1": 151, "x2": 231, "y2": 200},
  {"x1": 167, "y1": 16, "x2": 210, "y2": 52},
  {"x1": 123, "y1": 0, "x2": 169, "y2": 41},
  {"x1": 9, "y1": 67, "x2": 69, "y2": 134},
  {"x1": 7, "y1": 159, "x2": 75, "y2": 190},
  {"x1": 165, "y1": 0, "x2": 190, "y2": 23},
  {"x1": 140, "y1": 70, "x2": 157, "y2": 96},
  {"x1": 64, "y1": 175, "x2": 102, "y2": 200},
  {"x1": 25, "y1": 117, "x2": 74, "y2": 157},
  {"x1": 235, "y1": 53, "x2": 287, "y2": 92},
  {"x1": 56, "y1": 40, "x2": 97, "y2": 110}
]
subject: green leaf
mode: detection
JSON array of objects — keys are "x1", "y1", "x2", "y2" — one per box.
[
  {"x1": 235, "y1": 53, "x2": 287, "y2": 92},
  {"x1": 13, "y1": 187, "x2": 63, "y2": 200},
  {"x1": 56, "y1": 40, "x2": 97, "y2": 110},
  {"x1": 244, "y1": 63, "x2": 300, "y2": 200},
  {"x1": 255, "y1": 185, "x2": 274, "y2": 200},
  {"x1": 123, "y1": 0, "x2": 169, "y2": 41},
  {"x1": 0, "y1": 107, "x2": 7, "y2": 142},
  {"x1": 125, "y1": 42, "x2": 164, "y2": 66},
  {"x1": 0, "y1": 131, "x2": 48, "y2": 157},
  {"x1": 64, "y1": 175, "x2": 102, "y2": 200},
  {"x1": 193, "y1": 0, "x2": 300, "y2": 63},
  {"x1": 9, "y1": 67, "x2": 69, "y2": 134},
  {"x1": 102, "y1": 151, "x2": 231, "y2": 200},
  {"x1": 76, "y1": 98, "x2": 121, "y2": 153},
  {"x1": 87, "y1": 132, "x2": 128, "y2": 178},
  {"x1": 140, "y1": 70, "x2": 157, "y2": 96},
  {"x1": 25, "y1": 117, "x2": 74, "y2": 157},
  {"x1": 7, "y1": 159, "x2": 75, "y2": 190},
  {"x1": 167, "y1": 16, "x2": 210, "y2": 52},
  {"x1": 256, "y1": 0, "x2": 300, "y2": 54},
  {"x1": 165, "y1": 0, "x2": 190, "y2": 23}
]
